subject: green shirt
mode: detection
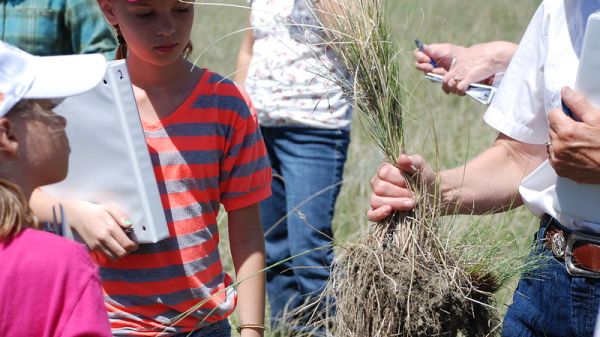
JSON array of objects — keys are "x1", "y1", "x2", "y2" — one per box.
[{"x1": 0, "y1": 0, "x2": 116, "y2": 59}]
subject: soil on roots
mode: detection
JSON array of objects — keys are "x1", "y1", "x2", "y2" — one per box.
[{"x1": 325, "y1": 226, "x2": 499, "y2": 337}]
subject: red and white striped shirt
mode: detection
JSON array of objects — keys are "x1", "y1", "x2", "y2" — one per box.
[{"x1": 94, "y1": 70, "x2": 271, "y2": 336}]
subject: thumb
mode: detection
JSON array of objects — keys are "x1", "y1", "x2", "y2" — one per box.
[
  {"x1": 424, "y1": 44, "x2": 455, "y2": 69},
  {"x1": 397, "y1": 154, "x2": 437, "y2": 191},
  {"x1": 396, "y1": 154, "x2": 419, "y2": 175},
  {"x1": 561, "y1": 86, "x2": 600, "y2": 125},
  {"x1": 423, "y1": 44, "x2": 446, "y2": 58}
]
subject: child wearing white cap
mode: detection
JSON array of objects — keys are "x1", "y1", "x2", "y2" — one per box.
[{"x1": 0, "y1": 41, "x2": 111, "y2": 337}]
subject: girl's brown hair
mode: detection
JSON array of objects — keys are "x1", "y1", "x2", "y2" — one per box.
[{"x1": 0, "y1": 179, "x2": 38, "y2": 240}]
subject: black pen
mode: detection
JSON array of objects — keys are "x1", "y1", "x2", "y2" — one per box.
[{"x1": 415, "y1": 39, "x2": 438, "y2": 68}]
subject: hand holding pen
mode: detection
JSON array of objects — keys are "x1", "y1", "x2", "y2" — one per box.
[
  {"x1": 413, "y1": 40, "x2": 465, "y2": 75},
  {"x1": 415, "y1": 39, "x2": 438, "y2": 68},
  {"x1": 414, "y1": 40, "x2": 516, "y2": 96}
]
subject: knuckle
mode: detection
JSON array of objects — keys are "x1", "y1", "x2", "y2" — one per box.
[
  {"x1": 102, "y1": 202, "x2": 119, "y2": 211},
  {"x1": 378, "y1": 164, "x2": 393, "y2": 179},
  {"x1": 127, "y1": 243, "x2": 139, "y2": 252},
  {"x1": 370, "y1": 195, "x2": 383, "y2": 209},
  {"x1": 369, "y1": 194, "x2": 376, "y2": 206},
  {"x1": 89, "y1": 242, "x2": 102, "y2": 251},
  {"x1": 552, "y1": 161, "x2": 568, "y2": 176},
  {"x1": 371, "y1": 182, "x2": 387, "y2": 195},
  {"x1": 556, "y1": 168, "x2": 569, "y2": 178},
  {"x1": 108, "y1": 225, "x2": 123, "y2": 237},
  {"x1": 117, "y1": 249, "x2": 128, "y2": 258},
  {"x1": 552, "y1": 145, "x2": 565, "y2": 159},
  {"x1": 366, "y1": 213, "x2": 376, "y2": 222},
  {"x1": 97, "y1": 235, "x2": 110, "y2": 245},
  {"x1": 557, "y1": 126, "x2": 575, "y2": 142},
  {"x1": 100, "y1": 225, "x2": 117, "y2": 239}
]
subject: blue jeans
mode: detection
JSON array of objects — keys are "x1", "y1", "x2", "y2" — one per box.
[
  {"x1": 259, "y1": 126, "x2": 350, "y2": 326},
  {"x1": 502, "y1": 218, "x2": 600, "y2": 337},
  {"x1": 173, "y1": 320, "x2": 231, "y2": 337}
]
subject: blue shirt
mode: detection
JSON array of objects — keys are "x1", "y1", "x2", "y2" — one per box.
[{"x1": 0, "y1": 0, "x2": 117, "y2": 59}]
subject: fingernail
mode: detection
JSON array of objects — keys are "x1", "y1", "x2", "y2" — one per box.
[
  {"x1": 562, "y1": 86, "x2": 573, "y2": 98},
  {"x1": 124, "y1": 219, "x2": 133, "y2": 226},
  {"x1": 403, "y1": 200, "x2": 415, "y2": 208}
]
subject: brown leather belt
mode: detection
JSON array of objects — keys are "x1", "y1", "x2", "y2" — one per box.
[{"x1": 544, "y1": 217, "x2": 600, "y2": 278}]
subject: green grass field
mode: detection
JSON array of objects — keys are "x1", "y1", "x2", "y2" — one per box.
[{"x1": 190, "y1": 1, "x2": 542, "y2": 335}]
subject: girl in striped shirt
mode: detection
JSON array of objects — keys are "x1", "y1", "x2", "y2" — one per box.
[{"x1": 31, "y1": 1, "x2": 272, "y2": 336}]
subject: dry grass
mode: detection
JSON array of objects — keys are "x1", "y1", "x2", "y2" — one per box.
[
  {"x1": 273, "y1": 1, "x2": 546, "y2": 336},
  {"x1": 189, "y1": 1, "x2": 542, "y2": 336}
]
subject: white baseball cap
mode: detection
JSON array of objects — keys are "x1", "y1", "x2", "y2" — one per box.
[{"x1": 0, "y1": 41, "x2": 107, "y2": 117}]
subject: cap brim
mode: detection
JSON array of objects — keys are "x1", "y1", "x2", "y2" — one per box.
[{"x1": 24, "y1": 54, "x2": 107, "y2": 99}]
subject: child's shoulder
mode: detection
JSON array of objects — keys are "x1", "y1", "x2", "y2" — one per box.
[
  {"x1": 201, "y1": 68, "x2": 243, "y2": 96},
  {"x1": 202, "y1": 69, "x2": 235, "y2": 86},
  {"x1": 13, "y1": 229, "x2": 95, "y2": 272},
  {"x1": 195, "y1": 68, "x2": 255, "y2": 119}
]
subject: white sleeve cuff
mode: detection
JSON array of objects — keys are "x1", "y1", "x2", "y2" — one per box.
[{"x1": 483, "y1": 105, "x2": 546, "y2": 145}]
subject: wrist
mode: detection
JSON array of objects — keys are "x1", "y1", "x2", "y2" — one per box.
[
  {"x1": 236, "y1": 323, "x2": 266, "y2": 336},
  {"x1": 452, "y1": 45, "x2": 467, "y2": 56},
  {"x1": 487, "y1": 41, "x2": 516, "y2": 72},
  {"x1": 61, "y1": 199, "x2": 83, "y2": 229},
  {"x1": 240, "y1": 329, "x2": 263, "y2": 337},
  {"x1": 436, "y1": 171, "x2": 458, "y2": 215}
]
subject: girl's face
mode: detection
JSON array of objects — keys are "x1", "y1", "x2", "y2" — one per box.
[{"x1": 100, "y1": 0, "x2": 194, "y2": 66}]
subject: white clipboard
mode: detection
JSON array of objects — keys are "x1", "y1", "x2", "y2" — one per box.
[
  {"x1": 554, "y1": 12, "x2": 600, "y2": 224},
  {"x1": 43, "y1": 60, "x2": 169, "y2": 243}
]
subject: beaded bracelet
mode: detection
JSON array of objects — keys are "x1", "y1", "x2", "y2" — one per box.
[{"x1": 236, "y1": 323, "x2": 267, "y2": 334}]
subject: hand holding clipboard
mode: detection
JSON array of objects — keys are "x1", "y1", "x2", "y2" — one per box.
[{"x1": 552, "y1": 12, "x2": 600, "y2": 224}]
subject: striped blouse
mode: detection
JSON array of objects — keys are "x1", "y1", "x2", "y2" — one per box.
[{"x1": 94, "y1": 70, "x2": 272, "y2": 336}]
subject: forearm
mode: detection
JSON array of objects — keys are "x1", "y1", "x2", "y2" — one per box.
[
  {"x1": 228, "y1": 205, "x2": 266, "y2": 337},
  {"x1": 30, "y1": 188, "x2": 62, "y2": 223},
  {"x1": 475, "y1": 41, "x2": 518, "y2": 73},
  {"x1": 30, "y1": 189, "x2": 97, "y2": 232},
  {"x1": 30, "y1": 189, "x2": 137, "y2": 258},
  {"x1": 234, "y1": 251, "x2": 266, "y2": 337},
  {"x1": 438, "y1": 134, "x2": 546, "y2": 215}
]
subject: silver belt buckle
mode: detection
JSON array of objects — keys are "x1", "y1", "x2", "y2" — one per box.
[{"x1": 565, "y1": 231, "x2": 600, "y2": 278}]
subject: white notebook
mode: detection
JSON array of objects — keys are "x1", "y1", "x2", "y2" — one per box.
[
  {"x1": 554, "y1": 12, "x2": 600, "y2": 224},
  {"x1": 43, "y1": 60, "x2": 169, "y2": 243}
]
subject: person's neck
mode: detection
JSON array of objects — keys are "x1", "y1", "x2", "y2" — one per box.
[
  {"x1": 20, "y1": 185, "x2": 33, "y2": 202},
  {"x1": 126, "y1": 54, "x2": 194, "y2": 92},
  {"x1": 0, "y1": 172, "x2": 34, "y2": 201}
]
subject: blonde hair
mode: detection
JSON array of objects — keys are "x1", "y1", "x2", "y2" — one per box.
[{"x1": 0, "y1": 179, "x2": 38, "y2": 240}]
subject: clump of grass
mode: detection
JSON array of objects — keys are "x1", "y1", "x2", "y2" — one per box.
[{"x1": 286, "y1": 0, "x2": 544, "y2": 336}]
